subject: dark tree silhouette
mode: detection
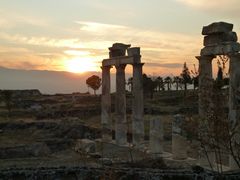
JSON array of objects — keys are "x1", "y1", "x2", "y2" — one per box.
[
  {"x1": 2, "y1": 90, "x2": 13, "y2": 118},
  {"x1": 180, "y1": 62, "x2": 192, "y2": 91},
  {"x1": 143, "y1": 74, "x2": 157, "y2": 99},
  {"x1": 164, "y1": 76, "x2": 172, "y2": 91},
  {"x1": 155, "y1": 76, "x2": 164, "y2": 91},
  {"x1": 86, "y1": 75, "x2": 101, "y2": 95},
  {"x1": 190, "y1": 64, "x2": 199, "y2": 90},
  {"x1": 127, "y1": 77, "x2": 133, "y2": 92},
  {"x1": 173, "y1": 76, "x2": 181, "y2": 91}
]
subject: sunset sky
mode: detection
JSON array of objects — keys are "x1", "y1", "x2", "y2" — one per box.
[{"x1": 1, "y1": 0, "x2": 240, "y2": 76}]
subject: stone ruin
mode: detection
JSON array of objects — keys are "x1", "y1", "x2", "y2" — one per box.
[
  {"x1": 101, "y1": 43, "x2": 144, "y2": 148},
  {"x1": 197, "y1": 21, "x2": 240, "y2": 170},
  {"x1": 98, "y1": 21, "x2": 240, "y2": 171}
]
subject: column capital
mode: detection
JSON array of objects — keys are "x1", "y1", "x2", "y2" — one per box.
[
  {"x1": 101, "y1": 65, "x2": 112, "y2": 70},
  {"x1": 195, "y1": 55, "x2": 215, "y2": 61},
  {"x1": 115, "y1": 64, "x2": 126, "y2": 70}
]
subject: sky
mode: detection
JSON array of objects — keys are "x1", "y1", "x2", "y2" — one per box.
[{"x1": 0, "y1": 0, "x2": 240, "y2": 76}]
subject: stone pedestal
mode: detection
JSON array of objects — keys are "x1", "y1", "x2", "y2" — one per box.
[
  {"x1": 196, "y1": 55, "x2": 215, "y2": 118},
  {"x1": 132, "y1": 62, "x2": 144, "y2": 148},
  {"x1": 149, "y1": 117, "x2": 163, "y2": 156},
  {"x1": 172, "y1": 114, "x2": 188, "y2": 160},
  {"x1": 229, "y1": 53, "x2": 240, "y2": 170},
  {"x1": 101, "y1": 66, "x2": 112, "y2": 142},
  {"x1": 115, "y1": 64, "x2": 127, "y2": 145}
]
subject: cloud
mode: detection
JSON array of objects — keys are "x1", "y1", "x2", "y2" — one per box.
[
  {"x1": 0, "y1": 10, "x2": 49, "y2": 29},
  {"x1": 0, "y1": 21, "x2": 202, "y2": 74},
  {"x1": 146, "y1": 62, "x2": 183, "y2": 68},
  {"x1": 76, "y1": 21, "x2": 127, "y2": 33},
  {"x1": 176, "y1": 0, "x2": 240, "y2": 15}
]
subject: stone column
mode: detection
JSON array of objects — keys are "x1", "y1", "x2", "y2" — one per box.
[
  {"x1": 101, "y1": 65, "x2": 112, "y2": 142},
  {"x1": 150, "y1": 117, "x2": 163, "y2": 156},
  {"x1": 196, "y1": 55, "x2": 215, "y2": 118},
  {"x1": 229, "y1": 53, "x2": 240, "y2": 170},
  {"x1": 132, "y1": 63, "x2": 144, "y2": 148},
  {"x1": 115, "y1": 64, "x2": 127, "y2": 145},
  {"x1": 172, "y1": 114, "x2": 188, "y2": 160}
]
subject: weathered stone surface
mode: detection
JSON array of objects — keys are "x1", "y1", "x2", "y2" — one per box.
[
  {"x1": 127, "y1": 47, "x2": 140, "y2": 56},
  {"x1": 202, "y1": 22, "x2": 233, "y2": 35},
  {"x1": 74, "y1": 139, "x2": 96, "y2": 153},
  {"x1": 228, "y1": 53, "x2": 240, "y2": 170},
  {"x1": 109, "y1": 43, "x2": 131, "y2": 58},
  {"x1": 101, "y1": 65, "x2": 112, "y2": 142},
  {"x1": 200, "y1": 42, "x2": 240, "y2": 56},
  {"x1": 172, "y1": 114, "x2": 188, "y2": 160},
  {"x1": 115, "y1": 64, "x2": 127, "y2": 145},
  {"x1": 204, "y1": 31, "x2": 237, "y2": 46},
  {"x1": 149, "y1": 118, "x2": 163, "y2": 155},
  {"x1": 0, "y1": 143, "x2": 50, "y2": 159},
  {"x1": 132, "y1": 63, "x2": 144, "y2": 148},
  {"x1": 196, "y1": 55, "x2": 214, "y2": 117}
]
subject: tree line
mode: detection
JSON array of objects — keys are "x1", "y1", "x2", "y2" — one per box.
[{"x1": 86, "y1": 59, "x2": 229, "y2": 96}]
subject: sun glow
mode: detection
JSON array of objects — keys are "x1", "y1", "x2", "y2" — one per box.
[{"x1": 65, "y1": 58, "x2": 98, "y2": 73}]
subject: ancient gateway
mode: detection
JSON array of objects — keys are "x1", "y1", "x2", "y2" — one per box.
[{"x1": 101, "y1": 43, "x2": 144, "y2": 148}]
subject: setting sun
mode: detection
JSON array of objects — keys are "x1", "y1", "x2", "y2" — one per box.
[{"x1": 65, "y1": 58, "x2": 98, "y2": 73}]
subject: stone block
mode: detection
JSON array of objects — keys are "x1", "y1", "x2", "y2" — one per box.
[
  {"x1": 127, "y1": 47, "x2": 140, "y2": 56},
  {"x1": 74, "y1": 139, "x2": 96, "y2": 153},
  {"x1": 202, "y1": 22, "x2": 233, "y2": 35},
  {"x1": 204, "y1": 32, "x2": 237, "y2": 46},
  {"x1": 109, "y1": 43, "x2": 131, "y2": 58},
  {"x1": 149, "y1": 118, "x2": 163, "y2": 155},
  {"x1": 200, "y1": 42, "x2": 240, "y2": 56},
  {"x1": 172, "y1": 114, "x2": 188, "y2": 160}
]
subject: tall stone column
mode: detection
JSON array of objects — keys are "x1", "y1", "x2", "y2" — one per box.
[
  {"x1": 196, "y1": 55, "x2": 215, "y2": 117},
  {"x1": 150, "y1": 117, "x2": 163, "y2": 156},
  {"x1": 172, "y1": 114, "x2": 188, "y2": 160},
  {"x1": 132, "y1": 63, "x2": 144, "y2": 148},
  {"x1": 229, "y1": 53, "x2": 240, "y2": 170},
  {"x1": 101, "y1": 65, "x2": 112, "y2": 142},
  {"x1": 115, "y1": 64, "x2": 127, "y2": 145}
]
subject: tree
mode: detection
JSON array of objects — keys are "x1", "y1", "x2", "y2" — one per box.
[
  {"x1": 127, "y1": 77, "x2": 133, "y2": 92},
  {"x1": 173, "y1": 76, "x2": 181, "y2": 91},
  {"x1": 2, "y1": 90, "x2": 13, "y2": 118},
  {"x1": 190, "y1": 64, "x2": 199, "y2": 90},
  {"x1": 164, "y1": 76, "x2": 172, "y2": 91},
  {"x1": 155, "y1": 76, "x2": 164, "y2": 91},
  {"x1": 143, "y1": 74, "x2": 157, "y2": 99},
  {"x1": 86, "y1": 75, "x2": 101, "y2": 95},
  {"x1": 180, "y1": 62, "x2": 192, "y2": 91}
]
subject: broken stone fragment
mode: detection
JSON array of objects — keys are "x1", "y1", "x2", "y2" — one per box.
[
  {"x1": 127, "y1": 47, "x2": 140, "y2": 56},
  {"x1": 74, "y1": 139, "x2": 96, "y2": 153},
  {"x1": 200, "y1": 42, "x2": 240, "y2": 56},
  {"x1": 204, "y1": 32, "x2": 237, "y2": 46},
  {"x1": 202, "y1": 22, "x2": 233, "y2": 35},
  {"x1": 108, "y1": 43, "x2": 131, "y2": 58}
]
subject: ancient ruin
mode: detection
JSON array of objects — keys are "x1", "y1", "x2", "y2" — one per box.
[
  {"x1": 197, "y1": 21, "x2": 240, "y2": 170},
  {"x1": 99, "y1": 21, "x2": 240, "y2": 172},
  {"x1": 101, "y1": 43, "x2": 144, "y2": 148}
]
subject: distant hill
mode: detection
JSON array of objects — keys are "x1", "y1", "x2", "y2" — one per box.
[{"x1": 0, "y1": 67, "x2": 103, "y2": 94}]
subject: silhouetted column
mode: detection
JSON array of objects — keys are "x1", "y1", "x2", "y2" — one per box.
[
  {"x1": 229, "y1": 53, "x2": 240, "y2": 170},
  {"x1": 101, "y1": 65, "x2": 112, "y2": 142},
  {"x1": 132, "y1": 63, "x2": 144, "y2": 148},
  {"x1": 196, "y1": 55, "x2": 215, "y2": 117},
  {"x1": 115, "y1": 64, "x2": 127, "y2": 145}
]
